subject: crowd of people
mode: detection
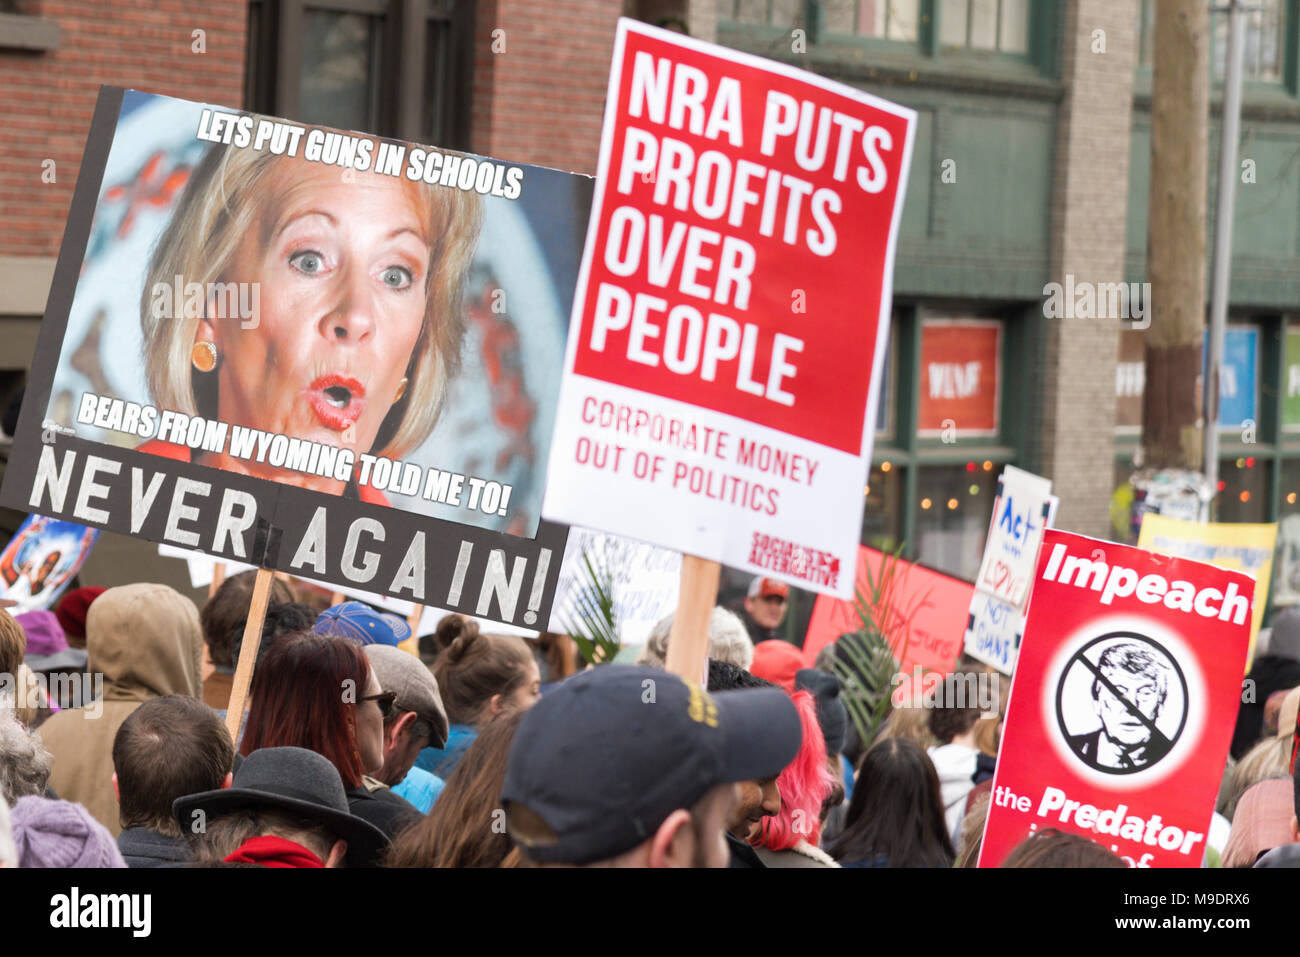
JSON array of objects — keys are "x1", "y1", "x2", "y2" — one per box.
[{"x1": 0, "y1": 569, "x2": 1294, "y2": 869}]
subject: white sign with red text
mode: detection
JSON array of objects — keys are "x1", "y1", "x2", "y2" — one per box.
[{"x1": 541, "y1": 18, "x2": 916, "y2": 598}]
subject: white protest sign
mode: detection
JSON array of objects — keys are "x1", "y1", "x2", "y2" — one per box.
[
  {"x1": 964, "y1": 466, "x2": 1054, "y2": 673},
  {"x1": 540, "y1": 19, "x2": 916, "y2": 598}
]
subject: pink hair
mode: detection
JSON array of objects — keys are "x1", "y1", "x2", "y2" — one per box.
[{"x1": 756, "y1": 689, "x2": 835, "y2": 851}]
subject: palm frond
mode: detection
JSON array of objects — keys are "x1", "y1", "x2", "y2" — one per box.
[{"x1": 561, "y1": 546, "x2": 622, "y2": 666}]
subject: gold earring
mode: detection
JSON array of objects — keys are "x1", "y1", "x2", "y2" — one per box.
[
  {"x1": 394, "y1": 377, "x2": 408, "y2": 403},
  {"x1": 192, "y1": 341, "x2": 218, "y2": 373}
]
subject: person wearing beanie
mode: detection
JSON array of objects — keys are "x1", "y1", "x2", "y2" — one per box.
[
  {"x1": 53, "y1": 586, "x2": 106, "y2": 651},
  {"x1": 10, "y1": 796, "x2": 127, "y2": 867},
  {"x1": 751, "y1": 639, "x2": 804, "y2": 692},
  {"x1": 38, "y1": 583, "x2": 204, "y2": 837},
  {"x1": 1233, "y1": 606, "x2": 1300, "y2": 759},
  {"x1": 794, "y1": 668, "x2": 849, "y2": 829}
]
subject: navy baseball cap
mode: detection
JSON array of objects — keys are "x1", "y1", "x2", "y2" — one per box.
[
  {"x1": 501, "y1": 664, "x2": 801, "y2": 864},
  {"x1": 314, "y1": 601, "x2": 410, "y2": 647}
]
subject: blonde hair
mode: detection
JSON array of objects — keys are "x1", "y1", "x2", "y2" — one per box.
[
  {"x1": 873, "y1": 704, "x2": 936, "y2": 751},
  {"x1": 1224, "y1": 735, "x2": 1291, "y2": 819},
  {"x1": 141, "y1": 124, "x2": 484, "y2": 459}
]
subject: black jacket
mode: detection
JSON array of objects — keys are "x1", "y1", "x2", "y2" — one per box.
[
  {"x1": 1231, "y1": 655, "x2": 1300, "y2": 759},
  {"x1": 727, "y1": 832, "x2": 767, "y2": 868},
  {"x1": 346, "y1": 784, "x2": 420, "y2": 853},
  {"x1": 117, "y1": 827, "x2": 192, "y2": 868}
]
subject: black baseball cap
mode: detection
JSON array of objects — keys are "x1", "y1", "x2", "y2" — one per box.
[{"x1": 501, "y1": 664, "x2": 801, "y2": 864}]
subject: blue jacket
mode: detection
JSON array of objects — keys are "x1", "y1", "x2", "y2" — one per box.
[
  {"x1": 415, "y1": 724, "x2": 477, "y2": 780},
  {"x1": 393, "y1": 766, "x2": 446, "y2": 813}
]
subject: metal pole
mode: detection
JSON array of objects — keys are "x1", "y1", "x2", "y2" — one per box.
[{"x1": 1205, "y1": 0, "x2": 1247, "y2": 511}]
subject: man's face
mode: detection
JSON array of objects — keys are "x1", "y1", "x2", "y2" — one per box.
[
  {"x1": 1094, "y1": 667, "x2": 1162, "y2": 747},
  {"x1": 729, "y1": 776, "x2": 781, "y2": 841},
  {"x1": 381, "y1": 712, "x2": 430, "y2": 786},
  {"x1": 691, "y1": 783, "x2": 739, "y2": 869},
  {"x1": 744, "y1": 592, "x2": 787, "y2": 630}
]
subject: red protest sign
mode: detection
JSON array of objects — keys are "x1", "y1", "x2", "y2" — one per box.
[
  {"x1": 978, "y1": 530, "x2": 1253, "y2": 868},
  {"x1": 803, "y1": 546, "x2": 971, "y2": 695},
  {"x1": 543, "y1": 19, "x2": 916, "y2": 599}
]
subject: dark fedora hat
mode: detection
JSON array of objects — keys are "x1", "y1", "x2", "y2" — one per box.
[{"x1": 173, "y1": 747, "x2": 388, "y2": 868}]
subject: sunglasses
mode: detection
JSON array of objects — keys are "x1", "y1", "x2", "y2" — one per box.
[{"x1": 360, "y1": 690, "x2": 398, "y2": 719}]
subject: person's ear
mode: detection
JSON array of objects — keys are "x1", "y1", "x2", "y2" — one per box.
[
  {"x1": 488, "y1": 693, "x2": 504, "y2": 717},
  {"x1": 386, "y1": 711, "x2": 417, "y2": 751},
  {"x1": 325, "y1": 840, "x2": 348, "y2": 869},
  {"x1": 194, "y1": 313, "x2": 218, "y2": 350},
  {"x1": 220, "y1": 771, "x2": 233, "y2": 790},
  {"x1": 111, "y1": 772, "x2": 119, "y2": 804},
  {"x1": 648, "y1": 809, "x2": 694, "y2": 868}
]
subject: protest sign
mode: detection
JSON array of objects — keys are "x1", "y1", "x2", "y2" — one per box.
[
  {"x1": 542, "y1": 19, "x2": 916, "y2": 601},
  {"x1": 963, "y1": 466, "x2": 1054, "y2": 674},
  {"x1": 803, "y1": 545, "x2": 972, "y2": 700},
  {"x1": 1137, "y1": 514, "x2": 1275, "y2": 663},
  {"x1": 1, "y1": 86, "x2": 583, "y2": 629},
  {"x1": 0, "y1": 515, "x2": 99, "y2": 614},
  {"x1": 978, "y1": 530, "x2": 1253, "y2": 868},
  {"x1": 1275, "y1": 513, "x2": 1300, "y2": 607},
  {"x1": 549, "y1": 527, "x2": 681, "y2": 647}
]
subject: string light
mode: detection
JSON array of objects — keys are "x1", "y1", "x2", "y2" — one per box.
[
  {"x1": 881, "y1": 461, "x2": 892, "y2": 473},
  {"x1": 1240, "y1": 491, "x2": 1251, "y2": 503},
  {"x1": 920, "y1": 498, "x2": 932, "y2": 510},
  {"x1": 1236, "y1": 458, "x2": 1245, "y2": 469},
  {"x1": 969, "y1": 484, "x2": 979, "y2": 495},
  {"x1": 1288, "y1": 493, "x2": 1296, "y2": 505},
  {"x1": 982, "y1": 461, "x2": 993, "y2": 471},
  {"x1": 947, "y1": 498, "x2": 959, "y2": 510}
]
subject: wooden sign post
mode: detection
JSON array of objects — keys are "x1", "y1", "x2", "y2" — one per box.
[
  {"x1": 664, "y1": 555, "x2": 721, "y2": 686},
  {"x1": 223, "y1": 566, "x2": 275, "y2": 745},
  {"x1": 207, "y1": 561, "x2": 226, "y2": 600}
]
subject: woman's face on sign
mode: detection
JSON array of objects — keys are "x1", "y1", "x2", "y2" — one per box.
[{"x1": 201, "y1": 158, "x2": 432, "y2": 457}]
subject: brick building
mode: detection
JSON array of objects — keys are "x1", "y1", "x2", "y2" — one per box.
[{"x1": 2, "y1": 1, "x2": 1297, "y2": 627}]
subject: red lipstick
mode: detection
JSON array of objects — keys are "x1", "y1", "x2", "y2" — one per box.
[{"x1": 307, "y1": 374, "x2": 366, "y2": 432}]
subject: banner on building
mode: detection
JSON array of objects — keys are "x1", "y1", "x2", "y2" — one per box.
[
  {"x1": 803, "y1": 545, "x2": 972, "y2": 698},
  {"x1": 963, "y1": 466, "x2": 1054, "y2": 674},
  {"x1": 978, "y1": 530, "x2": 1253, "y2": 868},
  {"x1": 917, "y1": 319, "x2": 1000, "y2": 437},
  {"x1": 541, "y1": 19, "x2": 917, "y2": 599},
  {"x1": 0, "y1": 515, "x2": 98, "y2": 614},
  {"x1": 0, "y1": 87, "x2": 587, "y2": 629},
  {"x1": 1137, "y1": 514, "x2": 1274, "y2": 663}
]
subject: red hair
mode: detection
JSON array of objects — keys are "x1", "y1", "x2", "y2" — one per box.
[
  {"x1": 239, "y1": 632, "x2": 370, "y2": 789},
  {"x1": 756, "y1": 690, "x2": 834, "y2": 851}
]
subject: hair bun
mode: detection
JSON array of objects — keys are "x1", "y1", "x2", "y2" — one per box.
[
  {"x1": 446, "y1": 630, "x2": 483, "y2": 664},
  {"x1": 434, "y1": 614, "x2": 479, "y2": 655}
]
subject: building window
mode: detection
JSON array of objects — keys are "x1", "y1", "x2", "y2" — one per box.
[
  {"x1": 244, "y1": 0, "x2": 474, "y2": 148},
  {"x1": 861, "y1": 306, "x2": 1020, "y2": 582},
  {"x1": 717, "y1": 0, "x2": 1050, "y2": 69},
  {"x1": 1139, "y1": 0, "x2": 1286, "y2": 83},
  {"x1": 939, "y1": 0, "x2": 1029, "y2": 53},
  {"x1": 1213, "y1": 0, "x2": 1285, "y2": 81}
]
